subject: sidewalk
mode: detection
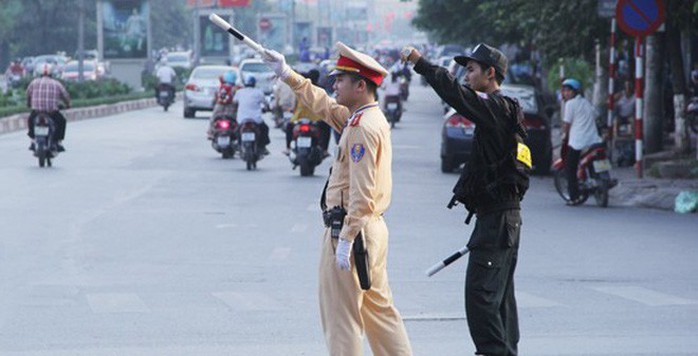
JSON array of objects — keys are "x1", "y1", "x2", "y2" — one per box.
[{"x1": 610, "y1": 164, "x2": 698, "y2": 211}]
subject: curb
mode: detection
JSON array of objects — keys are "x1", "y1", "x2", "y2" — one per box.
[{"x1": 0, "y1": 94, "x2": 181, "y2": 136}]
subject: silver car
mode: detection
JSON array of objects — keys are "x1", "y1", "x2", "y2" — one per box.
[
  {"x1": 239, "y1": 59, "x2": 275, "y2": 95},
  {"x1": 183, "y1": 65, "x2": 241, "y2": 118}
]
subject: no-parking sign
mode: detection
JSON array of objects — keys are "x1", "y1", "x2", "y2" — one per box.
[{"x1": 616, "y1": 0, "x2": 665, "y2": 37}]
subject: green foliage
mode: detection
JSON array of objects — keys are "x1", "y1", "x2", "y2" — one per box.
[
  {"x1": 545, "y1": 58, "x2": 593, "y2": 94},
  {"x1": 63, "y1": 78, "x2": 132, "y2": 100}
]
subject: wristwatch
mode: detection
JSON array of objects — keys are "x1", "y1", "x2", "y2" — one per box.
[{"x1": 401, "y1": 48, "x2": 413, "y2": 63}]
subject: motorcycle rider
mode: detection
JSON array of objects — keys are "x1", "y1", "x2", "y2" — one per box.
[
  {"x1": 26, "y1": 63, "x2": 70, "y2": 152},
  {"x1": 155, "y1": 59, "x2": 176, "y2": 101},
  {"x1": 233, "y1": 76, "x2": 270, "y2": 155},
  {"x1": 560, "y1": 78, "x2": 602, "y2": 206},
  {"x1": 382, "y1": 70, "x2": 403, "y2": 115},
  {"x1": 282, "y1": 70, "x2": 329, "y2": 156},
  {"x1": 208, "y1": 71, "x2": 240, "y2": 139},
  {"x1": 272, "y1": 71, "x2": 296, "y2": 128}
]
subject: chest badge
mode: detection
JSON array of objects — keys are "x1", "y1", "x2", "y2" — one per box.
[{"x1": 350, "y1": 144, "x2": 365, "y2": 163}]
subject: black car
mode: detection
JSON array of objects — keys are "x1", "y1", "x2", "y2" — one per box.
[{"x1": 440, "y1": 84, "x2": 554, "y2": 174}]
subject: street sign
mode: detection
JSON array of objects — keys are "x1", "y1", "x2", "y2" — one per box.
[
  {"x1": 598, "y1": 0, "x2": 618, "y2": 18},
  {"x1": 615, "y1": 0, "x2": 665, "y2": 37},
  {"x1": 259, "y1": 18, "x2": 272, "y2": 31}
]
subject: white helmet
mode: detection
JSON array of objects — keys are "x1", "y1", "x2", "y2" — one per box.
[{"x1": 41, "y1": 63, "x2": 53, "y2": 76}]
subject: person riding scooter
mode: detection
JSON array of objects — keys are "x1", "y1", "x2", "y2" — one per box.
[
  {"x1": 155, "y1": 59, "x2": 176, "y2": 101},
  {"x1": 208, "y1": 71, "x2": 240, "y2": 139},
  {"x1": 382, "y1": 70, "x2": 403, "y2": 115},
  {"x1": 26, "y1": 63, "x2": 70, "y2": 152},
  {"x1": 561, "y1": 78, "x2": 602, "y2": 206},
  {"x1": 233, "y1": 76, "x2": 270, "y2": 155}
]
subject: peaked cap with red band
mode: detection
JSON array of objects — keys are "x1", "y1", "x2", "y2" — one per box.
[{"x1": 329, "y1": 42, "x2": 389, "y2": 86}]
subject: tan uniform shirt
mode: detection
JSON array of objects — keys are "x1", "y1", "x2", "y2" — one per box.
[{"x1": 285, "y1": 71, "x2": 392, "y2": 242}]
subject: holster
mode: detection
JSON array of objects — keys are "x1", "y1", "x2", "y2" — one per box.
[{"x1": 353, "y1": 232, "x2": 371, "y2": 290}]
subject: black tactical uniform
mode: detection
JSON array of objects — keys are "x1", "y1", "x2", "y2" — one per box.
[{"x1": 414, "y1": 44, "x2": 527, "y2": 356}]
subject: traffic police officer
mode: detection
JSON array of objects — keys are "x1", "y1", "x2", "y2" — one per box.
[
  {"x1": 263, "y1": 42, "x2": 413, "y2": 356},
  {"x1": 402, "y1": 44, "x2": 528, "y2": 356}
]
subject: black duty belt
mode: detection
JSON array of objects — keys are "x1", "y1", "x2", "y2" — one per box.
[{"x1": 476, "y1": 200, "x2": 520, "y2": 217}]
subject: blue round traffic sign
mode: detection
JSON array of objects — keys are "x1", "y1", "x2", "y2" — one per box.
[{"x1": 616, "y1": 0, "x2": 665, "y2": 37}]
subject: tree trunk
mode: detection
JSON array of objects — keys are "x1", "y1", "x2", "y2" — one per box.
[
  {"x1": 666, "y1": 20, "x2": 689, "y2": 153},
  {"x1": 643, "y1": 33, "x2": 664, "y2": 154}
]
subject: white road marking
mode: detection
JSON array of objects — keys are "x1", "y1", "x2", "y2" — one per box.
[
  {"x1": 86, "y1": 293, "x2": 150, "y2": 313},
  {"x1": 215, "y1": 223, "x2": 238, "y2": 229},
  {"x1": 291, "y1": 223, "x2": 307, "y2": 233},
  {"x1": 591, "y1": 285, "x2": 698, "y2": 306},
  {"x1": 516, "y1": 291, "x2": 564, "y2": 308},
  {"x1": 268, "y1": 247, "x2": 291, "y2": 261},
  {"x1": 213, "y1": 292, "x2": 284, "y2": 311}
]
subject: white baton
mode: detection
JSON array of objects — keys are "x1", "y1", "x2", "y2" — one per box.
[
  {"x1": 208, "y1": 13, "x2": 265, "y2": 54},
  {"x1": 426, "y1": 245, "x2": 470, "y2": 277}
]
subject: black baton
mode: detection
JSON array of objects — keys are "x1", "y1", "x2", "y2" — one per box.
[{"x1": 353, "y1": 233, "x2": 371, "y2": 290}]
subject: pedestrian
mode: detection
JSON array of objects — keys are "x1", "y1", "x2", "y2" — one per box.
[
  {"x1": 560, "y1": 78, "x2": 602, "y2": 206},
  {"x1": 263, "y1": 42, "x2": 413, "y2": 356},
  {"x1": 402, "y1": 43, "x2": 531, "y2": 356}
]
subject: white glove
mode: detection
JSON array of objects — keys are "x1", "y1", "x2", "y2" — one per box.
[
  {"x1": 335, "y1": 238, "x2": 353, "y2": 271},
  {"x1": 262, "y1": 48, "x2": 291, "y2": 79}
]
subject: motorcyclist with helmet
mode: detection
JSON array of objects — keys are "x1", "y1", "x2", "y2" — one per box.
[
  {"x1": 233, "y1": 76, "x2": 270, "y2": 155},
  {"x1": 560, "y1": 78, "x2": 602, "y2": 206},
  {"x1": 208, "y1": 70, "x2": 240, "y2": 139},
  {"x1": 26, "y1": 63, "x2": 70, "y2": 151}
]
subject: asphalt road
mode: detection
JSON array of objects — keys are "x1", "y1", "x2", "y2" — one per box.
[{"x1": 0, "y1": 82, "x2": 696, "y2": 355}]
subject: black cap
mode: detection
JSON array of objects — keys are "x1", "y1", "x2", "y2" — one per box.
[{"x1": 455, "y1": 43, "x2": 508, "y2": 78}]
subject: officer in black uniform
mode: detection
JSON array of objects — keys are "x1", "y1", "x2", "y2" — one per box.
[{"x1": 402, "y1": 44, "x2": 529, "y2": 356}]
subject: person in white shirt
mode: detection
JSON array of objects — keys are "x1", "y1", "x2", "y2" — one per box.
[
  {"x1": 613, "y1": 81, "x2": 635, "y2": 136},
  {"x1": 382, "y1": 71, "x2": 402, "y2": 113},
  {"x1": 155, "y1": 60, "x2": 177, "y2": 100},
  {"x1": 561, "y1": 78, "x2": 602, "y2": 206},
  {"x1": 233, "y1": 76, "x2": 270, "y2": 154}
]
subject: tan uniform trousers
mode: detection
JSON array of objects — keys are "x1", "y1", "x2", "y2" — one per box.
[{"x1": 319, "y1": 215, "x2": 413, "y2": 356}]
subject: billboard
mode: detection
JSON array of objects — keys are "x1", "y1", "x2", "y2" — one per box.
[
  {"x1": 257, "y1": 14, "x2": 288, "y2": 53},
  {"x1": 102, "y1": 0, "x2": 149, "y2": 59},
  {"x1": 201, "y1": 15, "x2": 229, "y2": 57}
]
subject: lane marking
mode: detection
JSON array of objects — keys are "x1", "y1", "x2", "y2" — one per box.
[
  {"x1": 86, "y1": 293, "x2": 150, "y2": 313},
  {"x1": 215, "y1": 223, "x2": 238, "y2": 229},
  {"x1": 268, "y1": 247, "x2": 291, "y2": 261},
  {"x1": 213, "y1": 292, "x2": 283, "y2": 311},
  {"x1": 516, "y1": 291, "x2": 564, "y2": 308},
  {"x1": 591, "y1": 286, "x2": 698, "y2": 306},
  {"x1": 291, "y1": 223, "x2": 307, "y2": 233}
]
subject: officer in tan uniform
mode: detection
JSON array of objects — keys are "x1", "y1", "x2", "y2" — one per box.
[{"x1": 263, "y1": 42, "x2": 413, "y2": 356}]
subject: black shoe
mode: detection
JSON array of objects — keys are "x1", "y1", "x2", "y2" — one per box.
[
  {"x1": 56, "y1": 144, "x2": 65, "y2": 152},
  {"x1": 28, "y1": 143, "x2": 35, "y2": 151},
  {"x1": 262, "y1": 148, "x2": 270, "y2": 155}
]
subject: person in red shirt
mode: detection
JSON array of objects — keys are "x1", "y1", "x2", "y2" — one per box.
[{"x1": 208, "y1": 71, "x2": 239, "y2": 139}]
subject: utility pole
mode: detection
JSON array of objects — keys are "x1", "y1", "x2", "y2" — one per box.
[
  {"x1": 78, "y1": 0, "x2": 85, "y2": 82},
  {"x1": 643, "y1": 33, "x2": 664, "y2": 154}
]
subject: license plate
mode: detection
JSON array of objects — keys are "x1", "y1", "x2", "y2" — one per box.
[
  {"x1": 35, "y1": 127, "x2": 49, "y2": 136},
  {"x1": 283, "y1": 112, "x2": 293, "y2": 120},
  {"x1": 463, "y1": 127, "x2": 474, "y2": 135},
  {"x1": 297, "y1": 136, "x2": 312, "y2": 148},
  {"x1": 241, "y1": 132, "x2": 256, "y2": 142},
  {"x1": 159, "y1": 91, "x2": 169, "y2": 98},
  {"x1": 387, "y1": 103, "x2": 398, "y2": 110},
  {"x1": 217, "y1": 136, "x2": 231, "y2": 146},
  {"x1": 593, "y1": 159, "x2": 611, "y2": 172}
]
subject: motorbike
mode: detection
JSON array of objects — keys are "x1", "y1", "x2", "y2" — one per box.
[
  {"x1": 157, "y1": 84, "x2": 174, "y2": 112},
  {"x1": 238, "y1": 120, "x2": 264, "y2": 170},
  {"x1": 399, "y1": 76, "x2": 409, "y2": 101},
  {"x1": 210, "y1": 115, "x2": 238, "y2": 159},
  {"x1": 383, "y1": 95, "x2": 402, "y2": 128},
  {"x1": 288, "y1": 119, "x2": 326, "y2": 176},
  {"x1": 32, "y1": 112, "x2": 60, "y2": 168},
  {"x1": 553, "y1": 141, "x2": 617, "y2": 207},
  {"x1": 687, "y1": 96, "x2": 698, "y2": 134}
]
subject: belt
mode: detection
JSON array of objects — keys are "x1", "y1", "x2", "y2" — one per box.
[{"x1": 476, "y1": 200, "x2": 520, "y2": 217}]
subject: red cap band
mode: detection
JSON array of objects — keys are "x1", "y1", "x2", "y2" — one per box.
[{"x1": 335, "y1": 55, "x2": 384, "y2": 86}]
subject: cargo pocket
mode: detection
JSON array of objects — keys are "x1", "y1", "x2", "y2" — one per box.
[
  {"x1": 468, "y1": 251, "x2": 503, "y2": 293},
  {"x1": 504, "y1": 212, "x2": 522, "y2": 248}
]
